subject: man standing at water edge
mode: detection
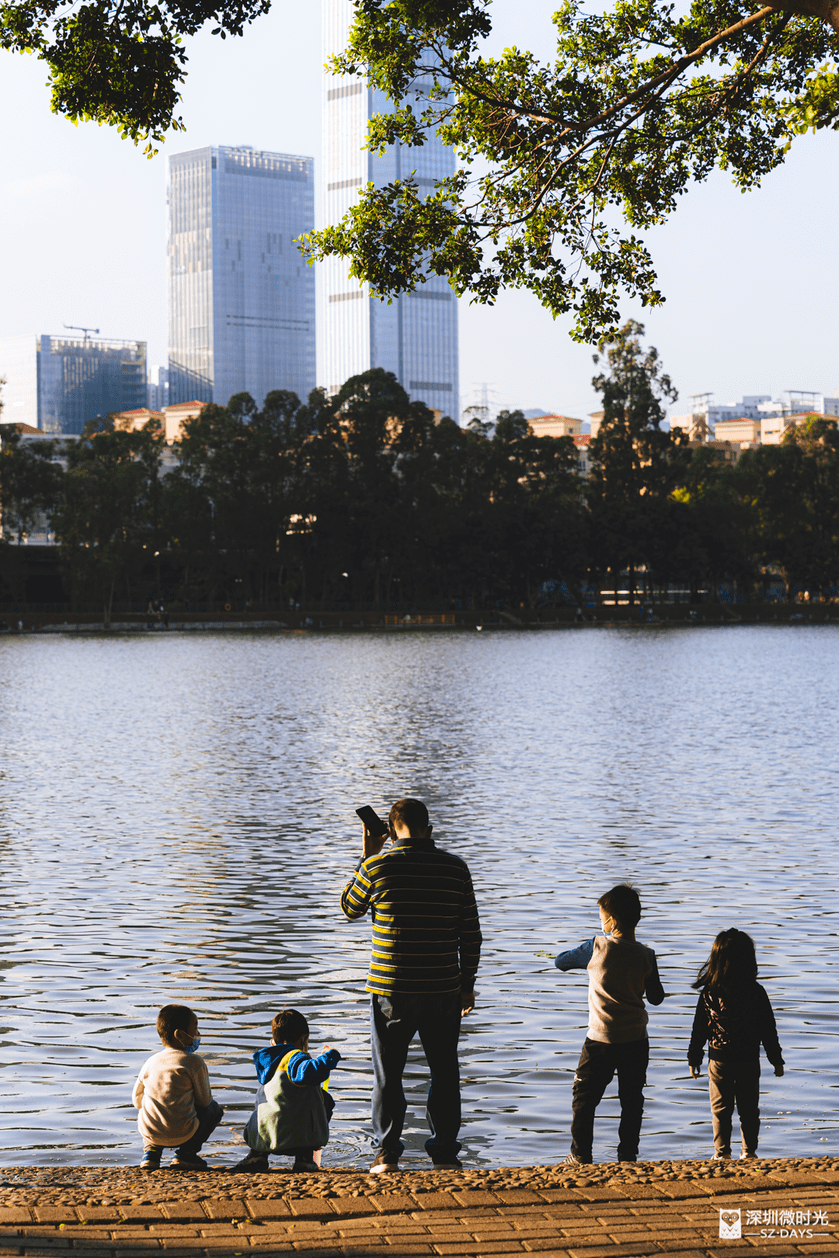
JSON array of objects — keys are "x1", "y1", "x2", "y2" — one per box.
[{"x1": 341, "y1": 798, "x2": 482, "y2": 1173}]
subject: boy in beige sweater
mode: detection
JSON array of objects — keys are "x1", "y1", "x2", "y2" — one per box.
[
  {"x1": 555, "y1": 884, "x2": 666, "y2": 1164},
  {"x1": 132, "y1": 1004, "x2": 224, "y2": 1171}
]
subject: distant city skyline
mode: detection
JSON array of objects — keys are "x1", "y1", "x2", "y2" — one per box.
[{"x1": 1, "y1": 2, "x2": 838, "y2": 427}]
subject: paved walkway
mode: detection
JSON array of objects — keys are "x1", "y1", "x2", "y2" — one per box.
[{"x1": 0, "y1": 1159, "x2": 836, "y2": 1257}]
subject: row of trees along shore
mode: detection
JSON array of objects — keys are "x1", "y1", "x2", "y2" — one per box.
[{"x1": 2, "y1": 325, "x2": 839, "y2": 623}]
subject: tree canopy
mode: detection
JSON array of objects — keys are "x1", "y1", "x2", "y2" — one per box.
[
  {"x1": 0, "y1": 0, "x2": 269, "y2": 150},
  {"x1": 304, "y1": 0, "x2": 839, "y2": 339},
  {"x1": 5, "y1": 0, "x2": 837, "y2": 325},
  {"x1": 5, "y1": 348, "x2": 839, "y2": 612}
]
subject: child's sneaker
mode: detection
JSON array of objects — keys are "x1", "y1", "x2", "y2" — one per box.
[
  {"x1": 170, "y1": 1153, "x2": 210, "y2": 1171},
  {"x1": 140, "y1": 1149, "x2": 161, "y2": 1171},
  {"x1": 230, "y1": 1153, "x2": 270, "y2": 1173},
  {"x1": 292, "y1": 1157, "x2": 321, "y2": 1172}
]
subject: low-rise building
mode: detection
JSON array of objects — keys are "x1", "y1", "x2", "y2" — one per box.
[
  {"x1": 759, "y1": 411, "x2": 834, "y2": 444},
  {"x1": 712, "y1": 417, "x2": 761, "y2": 448},
  {"x1": 528, "y1": 413, "x2": 583, "y2": 438},
  {"x1": 161, "y1": 400, "x2": 206, "y2": 444},
  {"x1": 111, "y1": 400, "x2": 206, "y2": 445}
]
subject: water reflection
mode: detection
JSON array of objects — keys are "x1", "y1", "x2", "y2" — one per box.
[{"x1": 0, "y1": 626, "x2": 836, "y2": 1165}]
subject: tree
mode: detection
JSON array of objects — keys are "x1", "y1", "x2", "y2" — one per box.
[
  {"x1": 304, "y1": 0, "x2": 839, "y2": 340},
  {"x1": 322, "y1": 368, "x2": 436, "y2": 611},
  {"x1": 51, "y1": 417, "x2": 163, "y2": 625},
  {"x1": 0, "y1": 429, "x2": 61, "y2": 545},
  {"x1": 586, "y1": 321, "x2": 687, "y2": 603},
  {"x1": 735, "y1": 415, "x2": 839, "y2": 598},
  {"x1": 671, "y1": 443, "x2": 755, "y2": 601},
  {"x1": 482, "y1": 412, "x2": 586, "y2": 608},
  {"x1": 166, "y1": 391, "x2": 309, "y2": 607},
  {"x1": 0, "y1": 0, "x2": 269, "y2": 151},
  {"x1": 0, "y1": 428, "x2": 63, "y2": 605}
]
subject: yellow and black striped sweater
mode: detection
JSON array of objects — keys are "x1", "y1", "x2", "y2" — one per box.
[{"x1": 341, "y1": 838, "x2": 482, "y2": 996}]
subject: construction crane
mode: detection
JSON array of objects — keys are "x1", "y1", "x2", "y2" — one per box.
[{"x1": 63, "y1": 324, "x2": 100, "y2": 344}]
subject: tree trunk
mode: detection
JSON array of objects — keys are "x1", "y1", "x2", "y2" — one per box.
[
  {"x1": 774, "y1": 0, "x2": 839, "y2": 37},
  {"x1": 104, "y1": 573, "x2": 116, "y2": 629}
]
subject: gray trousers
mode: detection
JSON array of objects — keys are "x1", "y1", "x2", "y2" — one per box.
[{"x1": 708, "y1": 1058, "x2": 760, "y2": 1157}]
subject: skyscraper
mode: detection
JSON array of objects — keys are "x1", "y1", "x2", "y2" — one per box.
[
  {"x1": 321, "y1": 0, "x2": 459, "y2": 418},
  {"x1": 0, "y1": 333, "x2": 146, "y2": 434},
  {"x1": 168, "y1": 145, "x2": 316, "y2": 408}
]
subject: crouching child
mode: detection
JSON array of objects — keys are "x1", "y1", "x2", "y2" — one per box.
[
  {"x1": 133, "y1": 1004, "x2": 224, "y2": 1171},
  {"x1": 233, "y1": 1008, "x2": 341, "y2": 1173}
]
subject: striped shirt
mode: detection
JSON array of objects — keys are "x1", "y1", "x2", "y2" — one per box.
[{"x1": 341, "y1": 838, "x2": 482, "y2": 996}]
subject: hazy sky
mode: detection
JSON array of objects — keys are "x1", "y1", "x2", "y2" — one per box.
[{"x1": 1, "y1": 0, "x2": 836, "y2": 421}]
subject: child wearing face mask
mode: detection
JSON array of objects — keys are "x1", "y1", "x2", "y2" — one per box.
[{"x1": 132, "y1": 1003, "x2": 224, "y2": 1171}]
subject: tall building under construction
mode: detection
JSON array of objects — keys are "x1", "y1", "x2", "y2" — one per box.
[{"x1": 0, "y1": 333, "x2": 146, "y2": 434}]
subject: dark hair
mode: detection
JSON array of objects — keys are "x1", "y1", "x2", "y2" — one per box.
[
  {"x1": 272, "y1": 1008, "x2": 309, "y2": 1044},
  {"x1": 693, "y1": 928, "x2": 758, "y2": 993},
  {"x1": 157, "y1": 1004, "x2": 195, "y2": 1045},
  {"x1": 597, "y1": 883, "x2": 641, "y2": 931},
  {"x1": 389, "y1": 797, "x2": 429, "y2": 835}
]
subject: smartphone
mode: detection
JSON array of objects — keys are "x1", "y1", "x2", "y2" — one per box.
[{"x1": 355, "y1": 805, "x2": 388, "y2": 838}]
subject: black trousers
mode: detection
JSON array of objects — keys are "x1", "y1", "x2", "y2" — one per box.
[
  {"x1": 570, "y1": 1037, "x2": 649, "y2": 1162},
  {"x1": 370, "y1": 993, "x2": 462, "y2": 1161}
]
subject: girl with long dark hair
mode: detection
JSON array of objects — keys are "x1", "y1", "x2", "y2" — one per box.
[{"x1": 688, "y1": 929, "x2": 784, "y2": 1160}]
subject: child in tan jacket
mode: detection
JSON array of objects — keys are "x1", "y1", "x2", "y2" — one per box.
[{"x1": 133, "y1": 1004, "x2": 224, "y2": 1171}]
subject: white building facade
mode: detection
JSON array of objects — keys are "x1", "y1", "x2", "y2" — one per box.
[{"x1": 321, "y1": 0, "x2": 459, "y2": 418}]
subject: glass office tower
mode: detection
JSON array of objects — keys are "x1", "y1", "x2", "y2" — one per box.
[
  {"x1": 168, "y1": 146, "x2": 316, "y2": 408},
  {"x1": 321, "y1": 0, "x2": 459, "y2": 419},
  {"x1": 0, "y1": 334, "x2": 146, "y2": 434}
]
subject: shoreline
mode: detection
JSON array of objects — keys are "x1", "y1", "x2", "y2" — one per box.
[
  {"x1": 1, "y1": 1158, "x2": 837, "y2": 1256},
  {"x1": 2, "y1": 613, "x2": 835, "y2": 636}
]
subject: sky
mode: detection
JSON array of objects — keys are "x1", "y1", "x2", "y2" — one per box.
[{"x1": 1, "y1": 0, "x2": 837, "y2": 423}]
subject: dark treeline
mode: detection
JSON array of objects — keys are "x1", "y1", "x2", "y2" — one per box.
[{"x1": 2, "y1": 324, "x2": 839, "y2": 621}]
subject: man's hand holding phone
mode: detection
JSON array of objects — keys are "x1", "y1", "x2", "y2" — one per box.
[{"x1": 356, "y1": 806, "x2": 390, "y2": 859}]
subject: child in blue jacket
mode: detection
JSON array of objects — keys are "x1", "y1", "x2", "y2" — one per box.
[{"x1": 232, "y1": 1008, "x2": 341, "y2": 1173}]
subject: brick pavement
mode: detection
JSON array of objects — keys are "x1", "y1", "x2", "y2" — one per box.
[{"x1": 0, "y1": 1162, "x2": 836, "y2": 1258}]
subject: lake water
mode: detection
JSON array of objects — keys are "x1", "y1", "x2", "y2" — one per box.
[{"x1": 0, "y1": 626, "x2": 836, "y2": 1168}]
